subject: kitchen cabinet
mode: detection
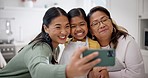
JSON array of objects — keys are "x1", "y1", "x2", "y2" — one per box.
[
  {"x1": 138, "y1": 0, "x2": 148, "y2": 49},
  {"x1": 138, "y1": 0, "x2": 148, "y2": 19},
  {"x1": 138, "y1": 0, "x2": 148, "y2": 74}
]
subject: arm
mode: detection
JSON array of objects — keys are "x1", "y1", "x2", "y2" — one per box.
[
  {"x1": 24, "y1": 43, "x2": 66, "y2": 78},
  {"x1": 109, "y1": 37, "x2": 145, "y2": 78},
  {"x1": 66, "y1": 47, "x2": 101, "y2": 78},
  {"x1": 25, "y1": 43, "x2": 100, "y2": 78}
]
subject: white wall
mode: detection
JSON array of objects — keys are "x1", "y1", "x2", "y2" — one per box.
[
  {"x1": 0, "y1": 8, "x2": 46, "y2": 43},
  {"x1": 0, "y1": 0, "x2": 102, "y2": 43},
  {"x1": 108, "y1": 0, "x2": 139, "y2": 42},
  {"x1": 0, "y1": 0, "x2": 85, "y2": 43}
]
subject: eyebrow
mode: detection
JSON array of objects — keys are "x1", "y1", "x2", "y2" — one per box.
[{"x1": 92, "y1": 16, "x2": 108, "y2": 22}]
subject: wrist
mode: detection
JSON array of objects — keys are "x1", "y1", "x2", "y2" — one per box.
[{"x1": 66, "y1": 65, "x2": 73, "y2": 78}]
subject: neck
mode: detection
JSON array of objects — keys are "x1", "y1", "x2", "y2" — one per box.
[
  {"x1": 98, "y1": 39, "x2": 110, "y2": 47},
  {"x1": 72, "y1": 37, "x2": 86, "y2": 42},
  {"x1": 52, "y1": 42, "x2": 58, "y2": 49}
]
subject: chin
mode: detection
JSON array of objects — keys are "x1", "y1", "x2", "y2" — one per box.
[{"x1": 59, "y1": 41, "x2": 66, "y2": 44}]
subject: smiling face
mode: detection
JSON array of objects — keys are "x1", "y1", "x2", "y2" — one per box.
[
  {"x1": 44, "y1": 15, "x2": 70, "y2": 48},
  {"x1": 70, "y1": 16, "x2": 88, "y2": 40},
  {"x1": 89, "y1": 11, "x2": 113, "y2": 43}
]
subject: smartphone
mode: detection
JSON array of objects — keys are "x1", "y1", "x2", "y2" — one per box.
[{"x1": 82, "y1": 49, "x2": 115, "y2": 66}]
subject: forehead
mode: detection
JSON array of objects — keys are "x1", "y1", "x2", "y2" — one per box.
[
  {"x1": 70, "y1": 16, "x2": 85, "y2": 23},
  {"x1": 90, "y1": 11, "x2": 108, "y2": 20},
  {"x1": 50, "y1": 15, "x2": 69, "y2": 24}
]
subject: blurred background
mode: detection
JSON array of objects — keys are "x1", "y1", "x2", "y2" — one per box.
[{"x1": 0, "y1": 0, "x2": 148, "y2": 75}]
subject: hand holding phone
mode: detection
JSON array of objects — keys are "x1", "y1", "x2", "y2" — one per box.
[{"x1": 82, "y1": 49, "x2": 115, "y2": 66}]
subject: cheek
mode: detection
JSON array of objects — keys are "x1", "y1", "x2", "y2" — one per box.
[
  {"x1": 67, "y1": 29, "x2": 71, "y2": 35},
  {"x1": 70, "y1": 29, "x2": 75, "y2": 36},
  {"x1": 83, "y1": 27, "x2": 88, "y2": 33},
  {"x1": 109, "y1": 25, "x2": 114, "y2": 33},
  {"x1": 90, "y1": 28, "x2": 95, "y2": 35}
]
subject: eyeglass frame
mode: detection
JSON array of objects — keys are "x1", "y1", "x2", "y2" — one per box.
[{"x1": 90, "y1": 16, "x2": 111, "y2": 28}]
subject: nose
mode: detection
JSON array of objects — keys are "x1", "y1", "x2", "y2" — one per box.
[
  {"x1": 99, "y1": 21, "x2": 105, "y2": 28},
  {"x1": 75, "y1": 26, "x2": 82, "y2": 30},
  {"x1": 61, "y1": 28, "x2": 69, "y2": 35}
]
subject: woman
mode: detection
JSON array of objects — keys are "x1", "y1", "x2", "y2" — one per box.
[
  {"x1": 87, "y1": 6, "x2": 145, "y2": 78},
  {"x1": 0, "y1": 7, "x2": 100, "y2": 78}
]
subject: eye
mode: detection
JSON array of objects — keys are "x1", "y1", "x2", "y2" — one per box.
[
  {"x1": 71, "y1": 25, "x2": 76, "y2": 28},
  {"x1": 80, "y1": 22, "x2": 85, "y2": 26},
  {"x1": 102, "y1": 18, "x2": 108, "y2": 22},
  {"x1": 91, "y1": 21, "x2": 99, "y2": 26},
  {"x1": 55, "y1": 25, "x2": 61, "y2": 29},
  {"x1": 101, "y1": 17, "x2": 109, "y2": 23},
  {"x1": 66, "y1": 24, "x2": 70, "y2": 29}
]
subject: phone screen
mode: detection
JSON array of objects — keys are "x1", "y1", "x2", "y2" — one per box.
[{"x1": 82, "y1": 49, "x2": 115, "y2": 66}]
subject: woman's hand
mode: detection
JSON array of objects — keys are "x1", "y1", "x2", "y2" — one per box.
[
  {"x1": 66, "y1": 46, "x2": 101, "y2": 78},
  {"x1": 88, "y1": 67, "x2": 109, "y2": 78}
]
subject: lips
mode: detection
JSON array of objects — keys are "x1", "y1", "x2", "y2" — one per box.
[
  {"x1": 59, "y1": 35, "x2": 67, "y2": 40},
  {"x1": 75, "y1": 32, "x2": 86, "y2": 37},
  {"x1": 99, "y1": 28, "x2": 108, "y2": 34}
]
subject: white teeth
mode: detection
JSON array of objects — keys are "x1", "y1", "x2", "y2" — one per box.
[
  {"x1": 76, "y1": 33, "x2": 83, "y2": 36},
  {"x1": 59, "y1": 36, "x2": 65, "y2": 39}
]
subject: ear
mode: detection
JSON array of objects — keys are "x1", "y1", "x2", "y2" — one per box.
[
  {"x1": 89, "y1": 29, "x2": 94, "y2": 36},
  {"x1": 43, "y1": 25, "x2": 48, "y2": 33}
]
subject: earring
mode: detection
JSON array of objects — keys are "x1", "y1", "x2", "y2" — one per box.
[
  {"x1": 113, "y1": 27, "x2": 116, "y2": 32},
  {"x1": 92, "y1": 35, "x2": 95, "y2": 40}
]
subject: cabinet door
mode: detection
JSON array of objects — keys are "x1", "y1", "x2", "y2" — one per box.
[
  {"x1": 143, "y1": 0, "x2": 148, "y2": 15},
  {"x1": 139, "y1": 0, "x2": 148, "y2": 18}
]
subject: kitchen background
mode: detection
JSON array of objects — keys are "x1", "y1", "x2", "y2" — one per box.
[{"x1": 0, "y1": 0, "x2": 148, "y2": 75}]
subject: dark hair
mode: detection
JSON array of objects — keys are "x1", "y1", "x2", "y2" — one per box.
[
  {"x1": 28, "y1": 7, "x2": 68, "y2": 64},
  {"x1": 68, "y1": 8, "x2": 87, "y2": 22},
  {"x1": 68, "y1": 8, "x2": 88, "y2": 38},
  {"x1": 87, "y1": 6, "x2": 128, "y2": 48}
]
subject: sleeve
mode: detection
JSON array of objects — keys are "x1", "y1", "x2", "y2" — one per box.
[
  {"x1": 24, "y1": 43, "x2": 66, "y2": 78},
  {"x1": 109, "y1": 37, "x2": 145, "y2": 78}
]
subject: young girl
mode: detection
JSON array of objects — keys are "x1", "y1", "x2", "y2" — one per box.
[{"x1": 59, "y1": 8, "x2": 100, "y2": 65}]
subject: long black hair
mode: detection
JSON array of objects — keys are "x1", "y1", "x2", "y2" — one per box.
[
  {"x1": 28, "y1": 7, "x2": 68, "y2": 64},
  {"x1": 87, "y1": 6, "x2": 128, "y2": 48},
  {"x1": 68, "y1": 8, "x2": 88, "y2": 38}
]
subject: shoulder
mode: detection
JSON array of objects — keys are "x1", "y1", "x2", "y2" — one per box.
[
  {"x1": 88, "y1": 37, "x2": 100, "y2": 49},
  {"x1": 65, "y1": 38, "x2": 72, "y2": 46},
  {"x1": 118, "y1": 35, "x2": 135, "y2": 43},
  {"x1": 24, "y1": 42, "x2": 52, "y2": 56},
  {"x1": 117, "y1": 35, "x2": 138, "y2": 51}
]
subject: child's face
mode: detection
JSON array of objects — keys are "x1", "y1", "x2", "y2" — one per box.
[
  {"x1": 44, "y1": 15, "x2": 70, "y2": 48},
  {"x1": 70, "y1": 16, "x2": 88, "y2": 40}
]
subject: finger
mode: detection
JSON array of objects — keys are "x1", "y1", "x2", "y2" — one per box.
[
  {"x1": 72, "y1": 46, "x2": 88, "y2": 58},
  {"x1": 92, "y1": 68, "x2": 101, "y2": 78},
  {"x1": 82, "y1": 58, "x2": 101, "y2": 71},
  {"x1": 94, "y1": 67, "x2": 107, "y2": 72},
  {"x1": 80, "y1": 51, "x2": 99, "y2": 64},
  {"x1": 100, "y1": 74, "x2": 104, "y2": 78}
]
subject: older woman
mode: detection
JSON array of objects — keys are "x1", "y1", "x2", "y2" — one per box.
[{"x1": 87, "y1": 6, "x2": 145, "y2": 78}]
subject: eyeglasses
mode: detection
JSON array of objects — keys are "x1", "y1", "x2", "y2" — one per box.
[{"x1": 90, "y1": 16, "x2": 110, "y2": 28}]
